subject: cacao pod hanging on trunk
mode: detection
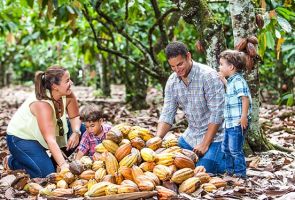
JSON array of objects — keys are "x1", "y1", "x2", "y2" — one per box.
[
  {"x1": 256, "y1": 14, "x2": 264, "y2": 29},
  {"x1": 195, "y1": 40, "x2": 205, "y2": 53}
]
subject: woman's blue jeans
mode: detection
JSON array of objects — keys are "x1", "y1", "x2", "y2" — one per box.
[
  {"x1": 6, "y1": 120, "x2": 86, "y2": 178},
  {"x1": 222, "y1": 125, "x2": 247, "y2": 177},
  {"x1": 178, "y1": 136, "x2": 226, "y2": 174}
]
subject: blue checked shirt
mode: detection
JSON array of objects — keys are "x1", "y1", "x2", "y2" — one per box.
[
  {"x1": 224, "y1": 73, "x2": 252, "y2": 128},
  {"x1": 159, "y1": 61, "x2": 225, "y2": 148}
]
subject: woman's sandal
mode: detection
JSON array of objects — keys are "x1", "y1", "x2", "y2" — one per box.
[{"x1": 2, "y1": 155, "x2": 11, "y2": 170}]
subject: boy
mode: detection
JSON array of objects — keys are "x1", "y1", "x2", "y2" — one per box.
[
  {"x1": 75, "y1": 104, "x2": 112, "y2": 160},
  {"x1": 219, "y1": 50, "x2": 252, "y2": 178}
]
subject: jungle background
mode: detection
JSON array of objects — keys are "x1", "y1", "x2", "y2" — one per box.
[{"x1": 0, "y1": 0, "x2": 294, "y2": 199}]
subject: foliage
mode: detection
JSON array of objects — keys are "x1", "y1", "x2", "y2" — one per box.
[{"x1": 257, "y1": 0, "x2": 295, "y2": 104}]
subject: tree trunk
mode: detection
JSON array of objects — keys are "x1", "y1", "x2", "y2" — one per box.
[
  {"x1": 100, "y1": 54, "x2": 111, "y2": 96},
  {"x1": 0, "y1": 63, "x2": 4, "y2": 88},
  {"x1": 228, "y1": 0, "x2": 274, "y2": 152},
  {"x1": 175, "y1": 0, "x2": 226, "y2": 69}
]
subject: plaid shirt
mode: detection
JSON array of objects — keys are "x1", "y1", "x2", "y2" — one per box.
[
  {"x1": 77, "y1": 123, "x2": 112, "y2": 156},
  {"x1": 224, "y1": 73, "x2": 252, "y2": 128},
  {"x1": 159, "y1": 61, "x2": 225, "y2": 148}
]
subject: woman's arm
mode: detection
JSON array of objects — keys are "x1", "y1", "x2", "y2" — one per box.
[
  {"x1": 66, "y1": 92, "x2": 81, "y2": 150},
  {"x1": 30, "y1": 101, "x2": 68, "y2": 169}
]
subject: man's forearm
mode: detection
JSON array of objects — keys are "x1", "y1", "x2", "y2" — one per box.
[
  {"x1": 201, "y1": 123, "x2": 220, "y2": 146},
  {"x1": 156, "y1": 122, "x2": 172, "y2": 139}
]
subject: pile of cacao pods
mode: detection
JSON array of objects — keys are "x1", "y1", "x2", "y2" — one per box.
[{"x1": 24, "y1": 124, "x2": 227, "y2": 199}]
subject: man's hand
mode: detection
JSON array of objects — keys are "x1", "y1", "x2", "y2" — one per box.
[
  {"x1": 66, "y1": 132, "x2": 80, "y2": 151},
  {"x1": 193, "y1": 143, "x2": 209, "y2": 156},
  {"x1": 240, "y1": 115, "x2": 248, "y2": 130}
]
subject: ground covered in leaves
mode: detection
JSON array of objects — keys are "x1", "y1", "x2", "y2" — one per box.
[{"x1": 0, "y1": 85, "x2": 294, "y2": 200}]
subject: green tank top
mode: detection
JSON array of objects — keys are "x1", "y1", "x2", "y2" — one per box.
[{"x1": 7, "y1": 92, "x2": 69, "y2": 149}]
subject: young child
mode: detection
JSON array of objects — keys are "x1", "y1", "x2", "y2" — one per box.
[
  {"x1": 219, "y1": 49, "x2": 252, "y2": 178},
  {"x1": 75, "y1": 104, "x2": 112, "y2": 160}
]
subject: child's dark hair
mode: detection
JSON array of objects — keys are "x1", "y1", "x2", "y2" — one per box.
[
  {"x1": 80, "y1": 104, "x2": 108, "y2": 122},
  {"x1": 219, "y1": 50, "x2": 247, "y2": 72}
]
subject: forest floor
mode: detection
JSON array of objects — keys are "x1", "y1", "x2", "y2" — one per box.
[{"x1": 0, "y1": 85, "x2": 294, "y2": 200}]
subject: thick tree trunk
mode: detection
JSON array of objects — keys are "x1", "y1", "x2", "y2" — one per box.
[
  {"x1": 100, "y1": 55, "x2": 111, "y2": 96},
  {"x1": 228, "y1": 0, "x2": 274, "y2": 152},
  {"x1": 175, "y1": 0, "x2": 226, "y2": 69}
]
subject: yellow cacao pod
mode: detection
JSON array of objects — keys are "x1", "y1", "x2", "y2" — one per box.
[
  {"x1": 119, "y1": 153, "x2": 137, "y2": 168},
  {"x1": 153, "y1": 165, "x2": 172, "y2": 181},
  {"x1": 118, "y1": 184, "x2": 139, "y2": 194},
  {"x1": 92, "y1": 160, "x2": 105, "y2": 171},
  {"x1": 146, "y1": 137, "x2": 162, "y2": 151},
  {"x1": 139, "y1": 162, "x2": 156, "y2": 172},
  {"x1": 141, "y1": 148, "x2": 156, "y2": 162},
  {"x1": 105, "y1": 184, "x2": 119, "y2": 195},
  {"x1": 95, "y1": 168, "x2": 106, "y2": 182},
  {"x1": 102, "y1": 140, "x2": 119, "y2": 154},
  {"x1": 131, "y1": 137, "x2": 145, "y2": 150},
  {"x1": 51, "y1": 188, "x2": 73, "y2": 197},
  {"x1": 73, "y1": 185, "x2": 88, "y2": 196},
  {"x1": 95, "y1": 143, "x2": 108, "y2": 153},
  {"x1": 138, "y1": 127, "x2": 154, "y2": 141},
  {"x1": 144, "y1": 171, "x2": 160, "y2": 185},
  {"x1": 209, "y1": 177, "x2": 227, "y2": 188},
  {"x1": 79, "y1": 170, "x2": 95, "y2": 180},
  {"x1": 84, "y1": 182, "x2": 109, "y2": 197},
  {"x1": 171, "y1": 168, "x2": 194, "y2": 184},
  {"x1": 178, "y1": 177, "x2": 201, "y2": 194},
  {"x1": 194, "y1": 172, "x2": 211, "y2": 184},
  {"x1": 80, "y1": 156, "x2": 93, "y2": 169},
  {"x1": 201, "y1": 183, "x2": 217, "y2": 192},
  {"x1": 155, "y1": 153, "x2": 175, "y2": 166},
  {"x1": 56, "y1": 180, "x2": 68, "y2": 189},
  {"x1": 162, "y1": 136, "x2": 178, "y2": 148},
  {"x1": 69, "y1": 179, "x2": 88, "y2": 188},
  {"x1": 104, "y1": 152, "x2": 119, "y2": 176}
]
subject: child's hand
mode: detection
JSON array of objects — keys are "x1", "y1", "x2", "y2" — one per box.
[
  {"x1": 240, "y1": 115, "x2": 248, "y2": 130},
  {"x1": 218, "y1": 72, "x2": 227, "y2": 85}
]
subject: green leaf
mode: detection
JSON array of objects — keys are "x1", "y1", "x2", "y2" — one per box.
[
  {"x1": 266, "y1": 31, "x2": 275, "y2": 49},
  {"x1": 276, "y1": 7, "x2": 295, "y2": 20},
  {"x1": 26, "y1": 0, "x2": 34, "y2": 8},
  {"x1": 277, "y1": 16, "x2": 292, "y2": 33},
  {"x1": 287, "y1": 94, "x2": 294, "y2": 106}
]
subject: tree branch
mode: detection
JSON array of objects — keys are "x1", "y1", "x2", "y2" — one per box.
[{"x1": 148, "y1": 7, "x2": 179, "y2": 59}]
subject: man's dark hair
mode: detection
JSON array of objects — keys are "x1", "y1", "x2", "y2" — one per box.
[{"x1": 165, "y1": 41, "x2": 189, "y2": 60}]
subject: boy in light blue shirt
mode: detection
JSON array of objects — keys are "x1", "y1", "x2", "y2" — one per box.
[{"x1": 219, "y1": 49, "x2": 252, "y2": 178}]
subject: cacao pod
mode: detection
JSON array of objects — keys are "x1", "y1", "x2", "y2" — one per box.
[
  {"x1": 234, "y1": 38, "x2": 247, "y2": 51},
  {"x1": 195, "y1": 40, "x2": 205, "y2": 53},
  {"x1": 256, "y1": 14, "x2": 264, "y2": 29},
  {"x1": 178, "y1": 177, "x2": 201, "y2": 194},
  {"x1": 146, "y1": 136, "x2": 162, "y2": 151}
]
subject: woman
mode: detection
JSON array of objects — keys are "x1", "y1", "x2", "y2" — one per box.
[{"x1": 4, "y1": 66, "x2": 84, "y2": 178}]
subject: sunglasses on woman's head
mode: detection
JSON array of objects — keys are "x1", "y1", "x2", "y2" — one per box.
[{"x1": 57, "y1": 118, "x2": 64, "y2": 136}]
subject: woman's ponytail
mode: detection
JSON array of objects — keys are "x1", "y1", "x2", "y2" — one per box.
[{"x1": 35, "y1": 71, "x2": 48, "y2": 100}]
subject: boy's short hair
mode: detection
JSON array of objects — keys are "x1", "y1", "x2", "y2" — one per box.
[
  {"x1": 219, "y1": 49, "x2": 246, "y2": 72},
  {"x1": 80, "y1": 104, "x2": 105, "y2": 122},
  {"x1": 165, "y1": 41, "x2": 189, "y2": 60}
]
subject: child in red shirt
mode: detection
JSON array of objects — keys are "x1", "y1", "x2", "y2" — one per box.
[{"x1": 75, "y1": 104, "x2": 112, "y2": 160}]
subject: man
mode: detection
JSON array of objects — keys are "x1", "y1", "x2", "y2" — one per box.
[{"x1": 156, "y1": 41, "x2": 225, "y2": 174}]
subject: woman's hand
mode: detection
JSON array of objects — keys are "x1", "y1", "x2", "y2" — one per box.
[{"x1": 66, "y1": 132, "x2": 80, "y2": 151}]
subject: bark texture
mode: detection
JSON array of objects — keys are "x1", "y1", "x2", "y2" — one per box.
[
  {"x1": 228, "y1": 0, "x2": 273, "y2": 152},
  {"x1": 174, "y1": 0, "x2": 226, "y2": 69}
]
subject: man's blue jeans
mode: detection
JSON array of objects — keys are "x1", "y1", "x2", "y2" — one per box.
[
  {"x1": 6, "y1": 120, "x2": 86, "y2": 178},
  {"x1": 178, "y1": 136, "x2": 226, "y2": 174},
  {"x1": 222, "y1": 125, "x2": 246, "y2": 177}
]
